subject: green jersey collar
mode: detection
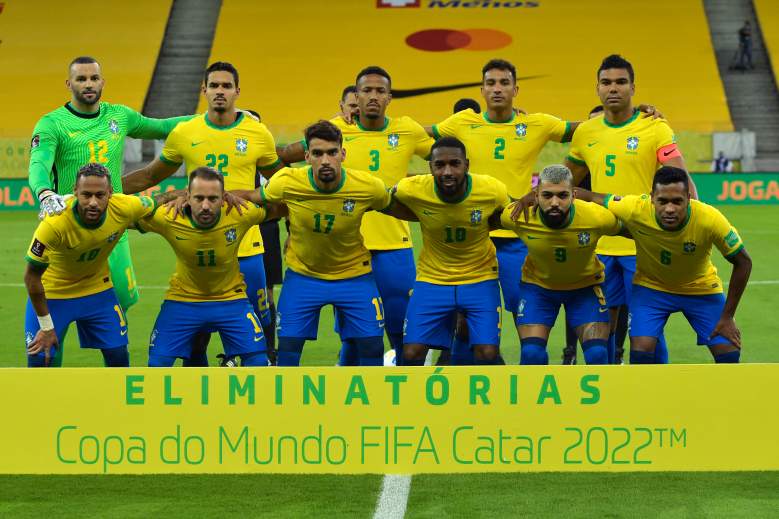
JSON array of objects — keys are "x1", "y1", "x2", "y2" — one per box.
[
  {"x1": 308, "y1": 167, "x2": 347, "y2": 193},
  {"x1": 65, "y1": 102, "x2": 100, "y2": 119},
  {"x1": 204, "y1": 111, "x2": 244, "y2": 130},
  {"x1": 72, "y1": 201, "x2": 107, "y2": 229},
  {"x1": 483, "y1": 111, "x2": 516, "y2": 124},
  {"x1": 434, "y1": 174, "x2": 472, "y2": 203},
  {"x1": 602, "y1": 108, "x2": 640, "y2": 128},
  {"x1": 539, "y1": 203, "x2": 576, "y2": 229},
  {"x1": 355, "y1": 116, "x2": 389, "y2": 132}
]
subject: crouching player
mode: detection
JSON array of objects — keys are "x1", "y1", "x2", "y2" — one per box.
[
  {"x1": 24, "y1": 164, "x2": 157, "y2": 367},
  {"x1": 136, "y1": 167, "x2": 285, "y2": 367},
  {"x1": 390, "y1": 137, "x2": 510, "y2": 365},
  {"x1": 503, "y1": 165, "x2": 622, "y2": 365},
  {"x1": 581, "y1": 166, "x2": 751, "y2": 363}
]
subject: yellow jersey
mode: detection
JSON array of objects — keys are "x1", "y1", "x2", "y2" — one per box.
[
  {"x1": 135, "y1": 204, "x2": 268, "y2": 302},
  {"x1": 568, "y1": 110, "x2": 676, "y2": 256},
  {"x1": 159, "y1": 111, "x2": 281, "y2": 257},
  {"x1": 25, "y1": 194, "x2": 156, "y2": 299},
  {"x1": 605, "y1": 194, "x2": 744, "y2": 295},
  {"x1": 432, "y1": 109, "x2": 570, "y2": 238},
  {"x1": 500, "y1": 199, "x2": 622, "y2": 290},
  {"x1": 330, "y1": 116, "x2": 433, "y2": 250},
  {"x1": 260, "y1": 166, "x2": 392, "y2": 280},
  {"x1": 394, "y1": 174, "x2": 509, "y2": 285}
]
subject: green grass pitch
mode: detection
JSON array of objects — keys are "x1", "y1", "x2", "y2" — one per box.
[{"x1": 1, "y1": 206, "x2": 777, "y2": 516}]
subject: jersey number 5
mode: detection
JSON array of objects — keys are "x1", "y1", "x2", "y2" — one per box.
[{"x1": 605, "y1": 154, "x2": 617, "y2": 177}]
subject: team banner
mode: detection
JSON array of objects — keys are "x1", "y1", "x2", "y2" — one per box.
[
  {"x1": 1, "y1": 365, "x2": 777, "y2": 474},
  {"x1": 691, "y1": 172, "x2": 779, "y2": 204}
]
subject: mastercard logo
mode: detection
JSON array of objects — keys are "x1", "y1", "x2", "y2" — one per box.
[{"x1": 406, "y1": 29, "x2": 512, "y2": 52}]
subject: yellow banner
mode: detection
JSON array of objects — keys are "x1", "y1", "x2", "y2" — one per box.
[{"x1": 1, "y1": 365, "x2": 777, "y2": 474}]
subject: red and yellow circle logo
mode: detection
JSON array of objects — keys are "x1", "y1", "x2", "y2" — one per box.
[{"x1": 406, "y1": 29, "x2": 512, "y2": 52}]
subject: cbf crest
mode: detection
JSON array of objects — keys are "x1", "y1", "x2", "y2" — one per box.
[
  {"x1": 626, "y1": 136, "x2": 640, "y2": 151},
  {"x1": 343, "y1": 198, "x2": 356, "y2": 214},
  {"x1": 109, "y1": 119, "x2": 120, "y2": 134},
  {"x1": 224, "y1": 228, "x2": 237, "y2": 244},
  {"x1": 107, "y1": 232, "x2": 119, "y2": 243},
  {"x1": 470, "y1": 209, "x2": 482, "y2": 225},
  {"x1": 683, "y1": 241, "x2": 697, "y2": 254},
  {"x1": 388, "y1": 133, "x2": 400, "y2": 149},
  {"x1": 236, "y1": 138, "x2": 248, "y2": 154},
  {"x1": 577, "y1": 231, "x2": 591, "y2": 246},
  {"x1": 515, "y1": 123, "x2": 527, "y2": 138}
]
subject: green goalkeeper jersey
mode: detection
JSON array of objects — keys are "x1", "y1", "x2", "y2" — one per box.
[{"x1": 28, "y1": 102, "x2": 191, "y2": 196}]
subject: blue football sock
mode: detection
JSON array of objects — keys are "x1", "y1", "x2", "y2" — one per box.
[
  {"x1": 101, "y1": 346, "x2": 129, "y2": 367},
  {"x1": 184, "y1": 332, "x2": 211, "y2": 367},
  {"x1": 338, "y1": 339, "x2": 360, "y2": 366},
  {"x1": 629, "y1": 350, "x2": 655, "y2": 364},
  {"x1": 277, "y1": 337, "x2": 305, "y2": 366},
  {"x1": 148, "y1": 354, "x2": 178, "y2": 367},
  {"x1": 714, "y1": 350, "x2": 740, "y2": 363},
  {"x1": 581, "y1": 339, "x2": 608, "y2": 365},
  {"x1": 474, "y1": 353, "x2": 501, "y2": 365},
  {"x1": 387, "y1": 332, "x2": 404, "y2": 363},
  {"x1": 520, "y1": 337, "x2": 549, "y2": 365},
  {"x1": 403, "y1": 357, "x2": 425, "y2": 366},
  {"x1": 27, "y1": 354, "x2": 49, "y2": 368},
  {"x1": 240, "y1": 351, "x2": 269, "y2": 366},
  {"x1": 607, "y1": 333, "x2": 617, "y2": 364},
  {"x1": 654, "y1": 334, "x2": 669, "y2": 364},
  {"x1": 450, "y1": 335, "x2": 475, "y2": 365},
  {"x1": 354, "y1": 336, "x2": 385, "y2": 367}
]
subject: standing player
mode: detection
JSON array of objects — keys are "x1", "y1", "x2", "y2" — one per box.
[
  {"x1": 279, "y1": 67, "x2": 433, "y2": 364},
  {"x1": 24, "y1": 164, "x2": 157, "y2": 367},
  {"x1": 579, "y1": 167, "x2": 751, "y2": 363},
  {"x1": 136, "y1": 168, "x2": 284, "y2": 367},
  {"x1": 390, "y1": 137, "x2": 509, "y2": 365},
  {"x1": 28, "y1": 56, "x2": 191, "y2": 325},
  {"x1": 502, "y1": 165, "x2": 622, "y2": 365},
  {"x1": 564, "y1": 54, "x2": 697, "y2": 364},
  {"x1": 245, "y1": 120, "x2": 392, "y2": 366},
  {"x1": 122, "y1": 62, "x2": 283, "y2": 364}
]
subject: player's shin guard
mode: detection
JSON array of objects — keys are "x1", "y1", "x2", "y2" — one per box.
[
  {"x1": 450, "y1": 335, "x2": 475, "y2": 365},
  {"x1": 607, "y1": 333, "x2": 617, "y2": 364},
  {"x1": 277, "y1": 337, "x2": 305, "y2": 366},
  {"x1": 713, "y1": 350, "x2": 740, "y2": 363},
  {"x1": 354, "y1": 336, "x2": 384, "y2": 367},
  {"x1": 101, "y1": 346, "x2": 129, "y2": 367},
  {"x1": 629, "y1": 350, "x2": 655, "y2": 364},
  {"x1": 581, "y1": 339, "x2": 608, "y2": 365},
  {"x1": 240, "y1": 351, "x2": 269, "y2": 366},
  {"x1": 338, "y1": 339, "x2": 360, "y2": 367},
  {"x1": 148, "y1": 354, "x2": 178, "y2": 367},
  {"x1": 520, "y1": 337, "x2": 549, "y2": 365}
]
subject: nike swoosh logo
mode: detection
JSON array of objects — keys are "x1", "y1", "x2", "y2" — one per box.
[
  {"x1": 174, "y1": 236, "x2": 188, "y2": 240},
  {"x1": 191, "y1": 141, "x2": 205, "y2": 147},
  {"x1": 587, "y1": 141, "x2": 598, "y2": 147},
  {"x1": 121, "y1": 330, "x2": 128, "y2": 335},
  {"x1": 525, "y1": 235, "x2": 539, "y2": 240},
  {"x1": 390, "y1": 75, "x2": 548, "y2": 99},
  {"x1": 254, "y1": 336, "x2": 264, "y2": 342},
  {"x1": 67, "y1": 131, "x2": 81, "y2": 138},
  {"x1": 663, "y1": 150, "x2": 675, "y2": 156},
  {"x1": 422, "y1": 210, "x2": 436, "y2": 216},
  {"x1": 470, "y1": 124, "x2": 483, "y2": 129},
  {"x1": 599, "y1": 308, "x2": 609, "y2": 313},
  {"x1": 344, "y1": 136, "x2": 360, "y2": 142},
  {"x1": 637, "y1": 230, "x2": 651, "y2": 235}
]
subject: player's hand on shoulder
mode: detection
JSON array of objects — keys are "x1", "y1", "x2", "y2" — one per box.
[
  {"x1": 710, "y1": 316, "x2": 742, "y2": 349},
  {"x1": 637, "y1": 104, "x2": 664, "y2": 120},
  {"x1": 223, "y1": 191, "x2": 249, "y2": 215},
  {"x1": 163, "y1": 190, "x2": 189, "y2": 219},
  {"x1": 37, "y1": 190, "x2": 69, "y2": 220},
  {"x1": 26, "y1": 329, "x2": 58, "y2": 366},
  {"x1": 509, "y1": 191, "x2": 537, "y2": 222}
]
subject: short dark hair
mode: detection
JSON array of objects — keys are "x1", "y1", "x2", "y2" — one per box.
[
  {"x1": 355, "y1": 66, "x2": 391, "y2": 88},
  {"x1": 598, "y1": 54, "x2": 634, "y2": 83},
  {"x1": 75, "y1": 163, "x2": 111, "y2": 189},
  {"x1": 454, "y1": 98, "x2": 481, "y2": 114},
  {"x1": 189, "y1": 166, "x2": 225, "y2": 191},
  {"x1": 341, "y1": 85, "x2": 357, "y2": 101},
  {"x1": 652, "y1": 166, "x2": 689, "y2": 192},
  {"x1": 204, "y1": 61, "x2": 239, "y2": 88},
  {"x1": 482, "y1": 59, "x2": 517, "y2": 84},
  {"x1": 589, "y1": 105, "x2": 604, "y2": 117},
  {"x1": 69, "y1": 56, "x2": 99, "y2": 71},
  {"x1": 304, "y1": 119, "x2": 343, "y2": 147},
  {"x1": 431, "y1": 136, "x2": 467, "y2": 159}
]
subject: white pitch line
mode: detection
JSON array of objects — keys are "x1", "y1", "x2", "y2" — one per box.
[{"x1": 373, "y1": 473, "x2": 413, "y2": 519}]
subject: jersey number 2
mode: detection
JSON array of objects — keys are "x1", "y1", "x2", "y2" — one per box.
[{"x1": 494, "y1": 138, "x2": 506, "y2": 160}]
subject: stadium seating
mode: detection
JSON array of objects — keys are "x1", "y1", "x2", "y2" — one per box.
[
  {"x1": 204, "y1": 0, "x2": 733, "y2": 137},
  {"x1": 755, "y1": 0, "x2": 779, "y2": 83},
  {"x1": 0, "y1": 1, "x2": 172, "y2": 141}
]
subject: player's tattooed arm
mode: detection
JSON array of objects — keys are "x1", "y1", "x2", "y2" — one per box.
[
  {"x1": 379, "y1": 186, "x2": 419, "y2": 221},
  {"x1": 565, "y1": 157, "x2": 591, "y2": 188},
  {"x1": 24, "y1": 263, "x2": 58, "y2": 364},
  {"x1": 122, "y1": 158, "x2": 180, "y2": 195},
  {"x1": 571, "y1": 188, "x2": 608, "y2": 206},
  {"x1": 277, "y1": 142, "x2": 306, "y2": 165},
  {"x1": 712, "y1": 248, "x2": 752, "y2": 348}
]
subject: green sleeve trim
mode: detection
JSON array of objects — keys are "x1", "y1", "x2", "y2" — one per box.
[
  {"x1": 725, "y1": 244, "x2": 745, "y2": 259},
  {"x1": 431, "y1": 125, "x2": 441, "y2": 140},
  {"x1": 258, "y1": 157, "x2": 282, "y2": 171},
  {"x1": 159, "y1": 154, "x2": 182, "y2": 166},
  {"x1": 301, "y1": 139, "x2": 308, "y2": 152},
  {"x1": 561, "y1": 121, "x2": 574, "y2": 143},
  {"x1": 566, "y1": 155, "x2": 586, "y2": 166},
  {"x1": 25, "y1": 256, "x2": 48, "y2": 269},
  {"x1": 603, "y1": 194, "x2": 614, "y2": 208},
  {"x1": 259, "y1": 184, "x2": 267, "y2": 202}
]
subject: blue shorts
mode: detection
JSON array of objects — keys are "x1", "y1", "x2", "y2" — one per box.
[
  {"x1": 492, "y1": 237, "x2": 528, "y2": 313},
  {"x1": 24, "y1": 289, "x2": 128, "y2": 360},
  {"x1": 370, "y1": 248, "x2": 415, "y2": 334},
  {"x1": 516, "y1": 281, "x2": 609, "y2": 329},
  {"x1": 239, "y1": 254, "x2": 271, "y2": 328},
  {"x1": 149, "y1": 299, "x2": 266, "y2": 359},
  {"x1": 598, "y1": 255, "x2": 636, "y2": 308},
  {"x1": 404, "y1": 279, "x2": 502, "y2": 349},
  {"x1": 277, "y1": 269, "x2": 384, "y2": 340},
  {"x1": 629, "y1": 285, "x2": 730, "y2": 346}
]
